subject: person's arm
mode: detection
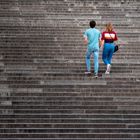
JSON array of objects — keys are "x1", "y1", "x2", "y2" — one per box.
[
  {"x1": 100, "y1": 32, "x2": 104, "y2": 49},
  {"x1": 114, "y1": 32, "x2": 118, "y2": 45},
  {"x1": 84, "y1": 35, "x2": 88, "y2": 45},
  {"x1": 83, "y1": 30, "x2": 88, "y2": 45},
  {"x1": 100, "y1": 39, "x2": 104, "y2": 47}
]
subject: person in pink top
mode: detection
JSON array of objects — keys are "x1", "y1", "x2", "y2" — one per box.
[{"x1": 101, "y1": 23, "x2": 118, "y2": 74}]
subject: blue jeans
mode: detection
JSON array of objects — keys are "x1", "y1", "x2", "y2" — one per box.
[
  {"x1": 102, "y1": 43, "x2": 115, "y2": 65},
  {"x1": 85, "y1": 48, "x2": 99, "y2": 74}
]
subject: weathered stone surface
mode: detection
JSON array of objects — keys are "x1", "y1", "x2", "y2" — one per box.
[{"x1": 0, "y1": 0, "x2": 140, "y2": 139}]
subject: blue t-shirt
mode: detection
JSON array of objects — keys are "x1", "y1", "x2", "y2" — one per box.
[{"x1": 84, "y1": 28, "x2": 101, "y2": 51}]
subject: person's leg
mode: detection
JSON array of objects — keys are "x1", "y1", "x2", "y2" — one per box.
[
  {"x1": 85, "y1": 50, "x2": 92, "y2": 72},
  {"x1": 106, "y1": 44, "x2": 114, "y2": 74},
  {"x1": 93, "y1": 50, "x2": 99, "y2": 75},
  {"x1": 108, "y1": 44, "x2": 114, "y2": 65},
  {"x1": 102, "y1": 44, "x2": 109, "y2": 65}
]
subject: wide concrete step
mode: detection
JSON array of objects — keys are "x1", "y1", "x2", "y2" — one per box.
[
  {"x1": 0, "y1": 138, "x2": 139, "y2": 140},
  {"x1": 1, "y1": 97, "x2": 140, "y2": 106},
  {"x1": 0, "y1": 123, "x2": 129, "y2": 128},
  {"x1": 1, "y1": 113, "x2": 140, "y2": 118},
  {"x1": 0, "y1": 25, "x2": 139, "y2": 30},
  {"x1": 2, "y1": 55, "x2": 140, "y2": 60},
  {"x1": 8, "y1": 91, "x2": 140, "y2": 96},
  {"x1": 1, "y1": 128, "x2": 140, "y2": 134},
  {"x1": 0, "y1": 133, "x2": 139, "y2": 139},
  {"x1": 1, "y1": 118, "x2": 140, "y2": 125},
  {"x1": 0, "y1": 32, "x2": 139, "y2": 37},
  {"x1": 6, "y1": 104, "x2": 138, "y2": 110}
]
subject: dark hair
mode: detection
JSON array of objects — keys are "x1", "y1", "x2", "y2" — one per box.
[{"x1": 89, "y1": 20, "x2": 96, "y2": 28}]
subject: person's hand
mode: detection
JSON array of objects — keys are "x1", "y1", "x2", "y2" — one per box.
[
  {"x1": 100, "y1": 46, "x2": 104, "y2": 51},
  {"x1": 99, "y1": 40, "x2": 104, "y2": 50},
  {"x1": 84, "y1": 38, "x2": 88, "y2": 45}
]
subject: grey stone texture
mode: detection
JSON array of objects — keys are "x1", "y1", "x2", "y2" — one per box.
[{"x1": 0, "y1": 0, "x2": 140, "y2": 139}]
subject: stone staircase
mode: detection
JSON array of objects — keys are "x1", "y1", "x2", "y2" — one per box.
[{"x1": 0, "y1": 0, "x2": 140, "y2": 139}]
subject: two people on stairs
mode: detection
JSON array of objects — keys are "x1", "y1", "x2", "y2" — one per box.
[{"x1": 83, "y1": 20, "x2": 118, "y2": 78}]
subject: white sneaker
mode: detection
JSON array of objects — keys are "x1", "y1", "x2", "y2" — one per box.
[
  {"x1": 105, "y1": 64, "x2": 111, "y2": 74},
  {"x1": 94, "y1": 73, "x2": 98, "y2": 78},
  {"x1": 105, "y1": 71, "x2": 110, "y2": 74},
  {"x1": 107, "y1": 64, "x2": 111, "y2": 72},
  {"x1": 85, "y1": 71, "x2": 91, "y2": 74}
]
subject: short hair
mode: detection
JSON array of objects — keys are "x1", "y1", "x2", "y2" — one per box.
[{"x1": 89, "y1": 20, "x2": 96, "y2": 28}]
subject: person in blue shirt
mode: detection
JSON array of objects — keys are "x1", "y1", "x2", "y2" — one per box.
[{"x1": 83, "y1": 20, "x2": 101, "y2": 78}]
